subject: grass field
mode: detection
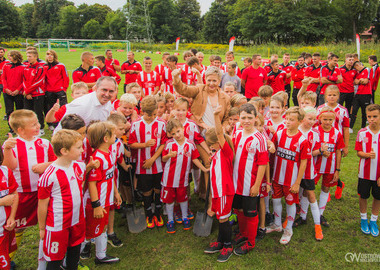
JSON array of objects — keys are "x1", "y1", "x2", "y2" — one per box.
[{"x1": 0, "y1": 49, "x2": 379, "y2": 269}]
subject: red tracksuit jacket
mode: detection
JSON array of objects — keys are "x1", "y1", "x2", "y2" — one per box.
[
  {"x1": 23, "y1": 62, "x2": 45, "y2": 97},
  {"x1": 43, "y1": 62, "x2": 69, "y2": 92},
  {"x1": 2, "y1": 63, "x2": 25, "y2": 93}
]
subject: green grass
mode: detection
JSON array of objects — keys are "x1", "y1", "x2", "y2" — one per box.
[{"x1": 1, "y1": 49, "x2": 379, "y2": 269}]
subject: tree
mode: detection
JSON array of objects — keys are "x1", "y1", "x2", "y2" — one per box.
[
  {"x1": 54, "y1": 5, "x2": 81, "y2": 38},
  {"x1": 202, "y1": 0, "x2": 231, "y2": 43},
  {"x1": 177, "y1": 0, "x2": 201, "y2": 42},
  {"x1": 81, "y1": 19, "x2": 105, "y2": 39},
  {"x1": 77, "y1": 3, "x2": 112, "y2": 26},
  {"x1": 18, "y1": 3, "x2": 35, "y2": 38},
  {"x1": 0, "y1": 0, "x2": 22, "y2": 39},
  {"x1": 104, "y1": 11, "x2": 127, "y2": 40}
]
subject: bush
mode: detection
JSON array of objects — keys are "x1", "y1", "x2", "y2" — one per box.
[{"x1": 0, "y1": 41, "x2": 23, "y2": 48}]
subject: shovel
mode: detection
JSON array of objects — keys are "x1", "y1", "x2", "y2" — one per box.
[
  {"x1": 126, "y1": 163, "x2": 147, "y2": 233},
  {"x1": 193, "y1": 177, "x2": 213, "y2": 237}
]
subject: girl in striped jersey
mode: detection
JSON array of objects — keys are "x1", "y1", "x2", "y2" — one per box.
[
  {"x1": 314, "y1": 107, "x2": 345, "y2": 228},
  {"x1": 203, "y1": 105, "x2": 235, "y2": 263}
]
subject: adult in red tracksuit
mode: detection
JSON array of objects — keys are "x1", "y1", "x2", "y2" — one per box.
[
  {"x1": 304, "y1": 53, "x2": 323, "y2": 95},
  {"x1": 338, "y1": 54, "x2": 356, "y2": 114},
  {"x1": 72, "y1": 52, "x2": 102, "y2": 90},
  {"x1": 319, "y1": 54, "x2": 343, "y2": 105},
  {"x1": 23, "y1": 50, "x2": 46, "y2": 130},
  {"x1": 267, "y1": 60, "x2": 286, "y2": 95},
  {"x1": 44, "y1": 50, "x2": 69, "y2": 127},
  {"x1": 95, "y1": 55, "x2": 121, "y2": 85},
  {"x1": 1, "y1": 50, "x2": 25, "y2": 132},
  {"x1": 291, "y1": 56, "x2": 307, "y2": 106},
  {"x1": 0, "y1": 47, "x2": 9, "y2": 104},
  {"x1": 369, "y1": 55, "x2": 380, "y2": 103}
]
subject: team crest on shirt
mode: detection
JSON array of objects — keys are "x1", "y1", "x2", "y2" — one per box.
[
  {"x1": 153, "y1": 128, "x2": 161, "y2": 138},
  {"x1": 285, "y1": 193, "x2": 293, "y2": 201},
  {"x1": 246, "y1": 141, "x2": 256, "y2": 154},
  {"x1": 74, "y1": 166, "x2": 83, "y2": 181},
  {"x1": 259, "y1": 73, "x2": 263, "y2": 77},
  {"x1": 90, "y1": 73, "x2": 95, "y2": 77},
  {"x1": 36, "y1": 140, "x2": 47, "y2": 148},
  {"x1": 331, "y1": 135, "x2": 336, "y2": 140},
  {"x1": 363, "y1": 137, "x2": 368, "y2": 143}
]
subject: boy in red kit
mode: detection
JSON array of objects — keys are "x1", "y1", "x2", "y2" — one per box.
[
  {"x1": 95, "y1": 55, "x2": 121, "y2": 85},
  {"x1": 231, "y1": 103, "x2": 268, "y2": 256},
  {"x1": 368, "y1": 55, "x2": 380, "y2": 103},
  {"x1": 38, "y1": 130, "x2": 87, "y2": 269},
  {"x1": 304, "y1": 53, "x2": 322, "y2": 94},
  {"x1": 155, "y1": 52, "x2": 170, "y2": 79},
  {"x1": 338, "y1": 54, "x2": 356, "y2": 115},
  {"x1": 221, "y1": 51, "x2": 241, "y2": 77},
  {"x1": 267, "y1": 59, "x2": 286, "y2": 95},
  {"x1": 136, "y1": 57, "x2": 160, "y2": 96},
  {"x1": 0, "y1": 149, "x2": 19, "y2": 270},
  {"x1": 319, "y1": 54, "x2": 343, "y2": 105},
  {"x1": 279, "y1": 53, "x2": 293, "y2": 105},
  {"x1": 121, "y1": 51, "x2": 142, "y2": 92},
  {"x1": 129, "y1": 96, "x2": 168, "y2": 228},
  {"x1": 356, "y1": 104, "x2": 380, "y2": 236},
  {"x1": 203, "y1": 105, "x2": 235, "y2": 263},
  {"x1": 266, "y1": 107, "x2": 309, "y2": 245},
  {"x1": 2, "y1": 110, "x2": 56, "y2": 267},
  {"x1": 291, "y1": 56, "x2": 308, "y2": 106},
  {"x1": 72, "y1": 52, "x2": 102, "y2": 90},
  {"x1": 314, "y1": 107, "x2": 345, "y2": 228},
  {"x1": 80, "y1": 122, "x2": 121, "y2": 264},
  {"x1": 104, "y1": 49, "x2": 120, "y2": 73},
  {"x1": 162, "y1": 119, "x2": 208, "y2": 233}
]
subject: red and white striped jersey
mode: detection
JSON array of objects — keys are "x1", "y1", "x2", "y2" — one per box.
[
  {"x1": 181, "y1": 64, "x2": 196, "y2": 85},
  {"x1": 220, "y1": 63, "x2": 242, "y2": 78},
  {"x1": 299, "y1": 128, "x2": 320, "y2": 180},
  {"x1": 200, "y1": 64, "x2": 207, "y2": 73},
  {"x1": 154, "y1": 64, "x2": 168, "y2": 76},
  {"x1": 84, "y1": 150, "x2": 115, "y2": 207},
  {"x1": 38, "y1": 161, "x2": 85, "y2": 231},
  {"x1": 161, "y1": 139, "x2": 199, "y2": 188},
  {"x1": 272, "y1": 129, "x2": 310, "y2": 186},
  {"x1": 317, "y1": 103, "x2": 349, "y2": 134},
  {"x1": 136, "y1": 70, "x2": 160, "y2": 96},
  {"x1": 81, "y1": 137, "x2": 92, "y2": 163},
  {"x1": 161, "y1": 68, "x2": 181, "y2": 94},
  {"x1": 264, "y1": 119, "x2": 286, "y2": 140},
  {"x1": 110, "y1": 139, "x2": 125, "y2": 188},
  {"x1": 210, "y1": 141, "x2": 235, "y2": 198},
  {"x1": 183, "y1": 119, "x2": 204, "y2": 145},
  {"x1": 129, "y1": 117, "x2": 168, "y2": 174},
  {"x1": 314, "y1": 126, "x2": 345, "y2": 174},
  {"x1": 355, "y1": 127, "x2": 380, "y2": 181},
  {"x1": 0, "y1": 166, "x2": 18, "y2": 237},
  {"x1": 233, "y1": 130, "x2": 269, "y2": 196},
  {"x1": 4, "y1": 137, "x2": 56, "y2": 193}
]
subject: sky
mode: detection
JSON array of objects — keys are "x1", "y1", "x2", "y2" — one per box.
[{"x1": 13, "y1": 0, "x2": 213, "y2": 15}]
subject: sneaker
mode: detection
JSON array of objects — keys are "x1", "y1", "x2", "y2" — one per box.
[
  {"x1": 315, "y1": 224, "x2": 323, "y2": 241},
  {"x1": 107, "y1": 233, "x2": 123, "y2": 248},
  {"x1": 166, "y1": 221, "x2": 176, "y2": 233},
  {"x1": 349, "y1": 128, "x2": 353, "y2": 134},
  {"x1": 146, "y1": 217, "x2": 155, "y2": 229},
  {"x1": 154, "y1": 215, "x2": 164, "y2": 227},
  {"x1": 266, "y1": 223, "x2": 282, "y2": 233},
  {"x1": 217, "y1": 247, "x2": 233, "y2": 262},
  {"x1": 232, "y1": 233, "x2": 247, "y2": 246},
  {"x1": 335, "y1": 181, "x2": 345, "y2": 199},
  {"x1": 95, "y1": 255, "x2": 120, "y2": 265},
  {"x1": 78, "y1": 262, "x2": 89, "y2": 270},
  {"x1": 187, "y1": 209, "x2": 194, "y2": 220},
  {"x1": 204, "y1": 242, "x2": 223, "y2": 254},
  {"x1": 233, "y1": 241, "x2": 254, "y2": 256},
  {"x1": 282, "y1": 219, "x2": 288, "y2": 229},
  {"x1": 229, "y1": 213, "x2": 238, "y2": 226},
  {"x1": 361, "y1": 219, "x2": 370, "y2": 234},
  {"x1": 320, "y1": 215, "x2": 330, "y2": 228},
  {"x1": 369, "y1": 220, "x2": 379, "y2": 237},
  {"x1": 80, "y1": 242, "x2": 91, "y2": 260},
  {"x1": 183, "y1": 218, "x2": 191, "y2": 230},
  {"x1": 280, "y1": 228, "x2": 293, "y2": 244},
  {"x1": 293, "y1": 217, "x2": 307, "y2": 228},
  {"x1": 256, "y1": 228, "x2": 266, "y2": 242},
  {"x1": 265, "y1": 212, "x2": 274, "y2": 226},
  {"x1": 175, "y1": 211, "x2": 182, "y2": 224},
  {"x1": 10, "y1": 261, "x2": 16, "y2": 270},
  {"x1": 38, "y1": 129, "x2": 45, "y2": 137}
]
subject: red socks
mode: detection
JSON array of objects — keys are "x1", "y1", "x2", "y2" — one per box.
[{"x1": 246, "y1": 215, "x2": 259, "y2": 245}]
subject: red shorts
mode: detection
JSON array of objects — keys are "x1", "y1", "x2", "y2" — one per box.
[
  {"x1": 260, "y1": 181, "x2": 269, "y2": 198},
  {"x1": 161, "y1": 186, "x2": 188, "y2": 204},
  {"x1": 85, "y1": 206, "x2": 110, "y2": 239},
  {"x1": 315, "y1": 173, "x2": 337, "y2": 187},
  {"x1": 0, "y1": 230, "x2": 17, "y2": 270},
  {"x1": 272, "y1": 182, "x2": 299, "y2": 205},
  {"x1": 43, "y1": 220, "x2": 85, "y2": 261},
  {"x1": 211, "y1": 195, "x2": 234, "y2": 220},
  {"x1": 15, "y1": 192, "x2": 38, "y2": 229}
]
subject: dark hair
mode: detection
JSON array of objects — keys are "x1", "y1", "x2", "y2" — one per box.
[
  {"x1": 214, "y1": 56, "x2": 222, "y2": 62},
  {"x1": 312, "y1": 53, "x2": 321, "y2": 57},
  {"x1": 95, "y1": 55, "x2": 105, "y2": 63},
  {"x1": 0, "y1": 47, "x2": 5, "y2": 52},
  {"x1": 186, "y1": 56, "x2": 199, "y2": 67},
  {"x1": 166, "y1": 118, "x2": 183, "y2": 133},
  {"x1": 305, "y1": 53, "x2": 312, "y2": 59},
  {"x1": 270, "y1": 59, "x2": 278, "y2": 66},
  {"x1": 167, "y1": 55, "x2": 178, "y2": 64},
  {"x1": 190, "y1": 48, "x2": 198, "y2": 56},
  {"x1": 298, "y1": 55, "x2": 305, "y2": 60},
  {"x1": 328, "y1": 53, "x2": 339, "y2": 60},
  {"x1": 369, "y1": 55, "x2": 377, "y2": 62},
  {"x1": 0, "y1": 147, "x2": 3, "y2": 165},
  {"x1": 239, "y1": 103, "x2": 257, "y2": 117},
  {"x1": 144, "y1": 56, "x2": 152, "y2": 61},
  {"x1": 61, "y1": 114, "x2": 86, "y2": 131}
]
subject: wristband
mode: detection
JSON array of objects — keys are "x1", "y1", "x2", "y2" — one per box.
[
  {"x1": 267, "y1": 182, "x2": 272, "y2": 186},
  {"x1": 91, "y1": 200, "x2": 101, "y2": 208},
  {"x1": 336, "y1": 169, "x2": 341, "y2": 172},
  {"x1": 319, "y1": 148, "x2": 324, "y2": 155}
]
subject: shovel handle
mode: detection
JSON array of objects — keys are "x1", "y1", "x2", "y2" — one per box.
[{"x1": 204, "y1": 176, "x2": 211, "y2": 212}]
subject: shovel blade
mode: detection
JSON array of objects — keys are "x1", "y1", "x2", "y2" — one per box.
[
  {"x1": 126, "y1": 207, "x2": 147, "y2": 233},
  {"x1": 193, "y1": 211, "x2": 213, "y2": 237}
]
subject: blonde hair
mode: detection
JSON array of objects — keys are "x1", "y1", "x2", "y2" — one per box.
[
  {"x1": 228, "y1": 107, "x2": 240, "y2": 117},
  {"x1": 300, "y1": 91, "x2": 317, "y2": 104},
  {"x1": 164, "y1": 92, "x2": 175, "y2": 102},
  {"x1": 248, "y1": 97, "x2": 265, "y2": 112},
  {"x1": 51, "y1": 129, "x2": 83, "y2": 157},
  {"x1": 81, "y1": 51, "x2": 93, "y2": 61},
  {"x1": 107, "y1": 113, "x2": 127, "y2": 125},
  {"x1": 174, "y1": 97, "x2": 189, "y2": 108},
  {"x1": 285, "y1": 106, "x2": 305, "y2": 121},
  {"x1": 318, "y1": 106, "x2": 336, "y2": 119},
  {"x1": 303, "y1": 106, "x2": 317, "y2": 115},
  {"x1": 125, "y1": 82, "x2": 141, "y2": 93},
  {"x1": 324, "y1": 85, "x2": 340, "y2": 96},
  {"x1": 258, "y1": 85, "x2": 273, "y2": 98},
  {"x1": 224, "y1": 81, "x2": 237, "y2": 91},
  {"x1": 9, "y1": 109, "x2": 37, "y2": 132},
  {"x1": 257, "y1": 113, "x2": 265, "y2": 125},
  {"x1": 120, "y1": 93, "x2": 138, "y2": 106},
  {"x1": 272, "y1": 91, "x2": 288, "y2": 105},
  {"x1": 155, "y1": 95, "x2": 166, "y2": 105},
  {"x1": 205, "y1": 129, "x2": 235, "y2": 154},
  {"x1": 230, "y1": 94, "x2": 247, "y2": 107},
  {"x1": 71, "y1": 82, "x2": 88, "y2": 94},
  {"x1": 141, "y1": 96, "x2": 157, "y2": 115},
  {"x1": 87, "y1": 121, "x2": 116, "y2": 149},
  {"x1": 166, "y1": 118, "x2": 183, "y2": 133},
  {"x1": 204, "y1": 66, "x2": 222, "y2": 80}
]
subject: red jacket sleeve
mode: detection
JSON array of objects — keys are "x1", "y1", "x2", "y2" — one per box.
[
  {"x1": 1, "y1": 65, "x2": 8, "y2": 90},
  {"x1": 62, "y1": 65, "x2": 69, "y2": 90},
  {"x1": 72, "y1": 71, "x2": 81, "y2": 83},
  {"x1": 24, "y1": 66, "x2": 45, "y2": 95}
]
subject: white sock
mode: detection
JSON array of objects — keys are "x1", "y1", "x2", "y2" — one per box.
[
  {"x1": 265, "y1": 196, "x2": 270, "y2": 213},
  {"x1": 286, "y1": 204, "x2": 296, "y2": 230},
  {"x1": 299, "y1": 196, "x2": 309, "y2": 220},
  {"x1": 62, "y1": 256, "x2": 67, "y2": 268},
  {"x1": 310, "y1": 202, "x2": 320, "y2": 225},
  {"x1": 273, "y1": 198, "x2": 282, "y2": 227},
  {"x1": 95, "y1": 232, "x2": 107, "y2": 260},
  {"x1": 166, "y1": 203, "x2": 174, "y2": 222},
  {"x1": 319, "y1": 191, "x2": 329, "y2": 215},
  {"x1": 180, "y1": 201, "x2": 188, "y2": 220},
  {"x1": 80, "y1": 239, "x2": 89, "y2": 253},
  {"x1": 37, "y1": 240, "x2": 46, "y2": 270},
  {"x1": 371, "y1": 214, "x2": 378, "y2": 222},
  {"x1": 361, "y1": 212, "x2": 368, "y2": 220}
]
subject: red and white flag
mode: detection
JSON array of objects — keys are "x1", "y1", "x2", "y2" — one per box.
[
  {"x1": 229, "y1": 36, "x2": 236, "y2": 52},
  {"x1": 356, "y1": 34, "x2": 360, "y2": 60},
  {"x1": 176, "y1": 37, "x2": 180, "y2": 51}
]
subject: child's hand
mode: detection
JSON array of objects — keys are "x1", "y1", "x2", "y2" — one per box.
[
  {"x1": 201, "y1": 167, "x2": 210, "y2": 173},
  {"x1": 213, "y1": 105, "x2": 222, "y2": 115},
  {"x1": 87, "y1": 156, "x2": 100, "y2": 171},
  {"x1": 125, "y1": 122, "x2": 131, "y2": 132},
  {"x1": 0, "y1": 194, "x2": 15, "y2": 206},
  {"x1": 169, "y1": 151, "x2": 177, "y2": 158},
  {"x1": 267, "y1": 140, "x2": 276, "y2": 154},
  {"x1": 39, "y1": 229, "x2": 45, "y2": 240},
  {"x1": 266, "y1": 183, "x2": 272, "y2": 193},
  {"x1": 51, "y1": 99, "x2": 60, "y2": 112},
  {"x1": 249, "y1": 185, "x2": 260, "y2": 197},
  {"x1": 322, "y1": 151, "x2": 331, "y2": 158},
  {"x1": 302, "y1": 78, "x2": 311, "y2": 86},
  {"x1": 191, "y1": 67, "x2": 200, "y2": 74},
  {"x1": 207, "y1": 208, "x2": 215, "y2": 217},
  {"x1": 124, "y1": 150, "x2": 131, "y2": 158},
  {"x1": 94, "y1": 206, "x2": 107, "y2": 219},
  {"x1": 369, "y1": 148, "x2": 376, "y2": 159},
  {"x1": 342, "y1": 147, "x2": 348, "y2": 157},
  {"x1": 199, "y1": 123, "x2": 210, "y2": 130},
  {"x1": 4, "y1": 133, "x2": 17, "y2": 149},
  {"x1": 32, "y1": 164, "x2": 46, "y2": 174},
  {"x1": 5, "y1": 218, "x2": 16, "y2": 231},
  {"x1": 114, "y1": 192, "x2": 122, "y2": 206},
  {"x1": 145, "y1": 139, "x2": 156, "y2": 147},
  {"x1": 171, "y1": 68, "x2": 181, "y2": 77},
  {"x1": 290, "y1": 183, "x2": 300, "y2": 193},
  {"x1": 26, "y1": 94, "x2": 32, "y2": 100},
  {"x1": 268, "y1": 126, "x2": 275, "y2": 134},
  {"x1": 143, "y1": 158, "x2": 154, "y2": 169}
]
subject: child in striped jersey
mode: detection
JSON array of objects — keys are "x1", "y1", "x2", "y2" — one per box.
[{"x1": 162, "y1": 119, "x2": 207, "y2": 233}]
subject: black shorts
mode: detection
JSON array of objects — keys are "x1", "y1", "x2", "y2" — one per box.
[
  {"x1": 300, "y1": 179, "x2": 315, "y2": 191},
  {"x1": 357, "y1": 178, "x2": 380, "y2": 200},
  {"x1": 137, "y1": 173, "x2": 162, "y2": 193},
  {"x1": 232, "y1": 194, "x2": 259, "y2": 217},
  {"x1": 118, "y1": 162, "x2": 136, "y2": 187}
]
